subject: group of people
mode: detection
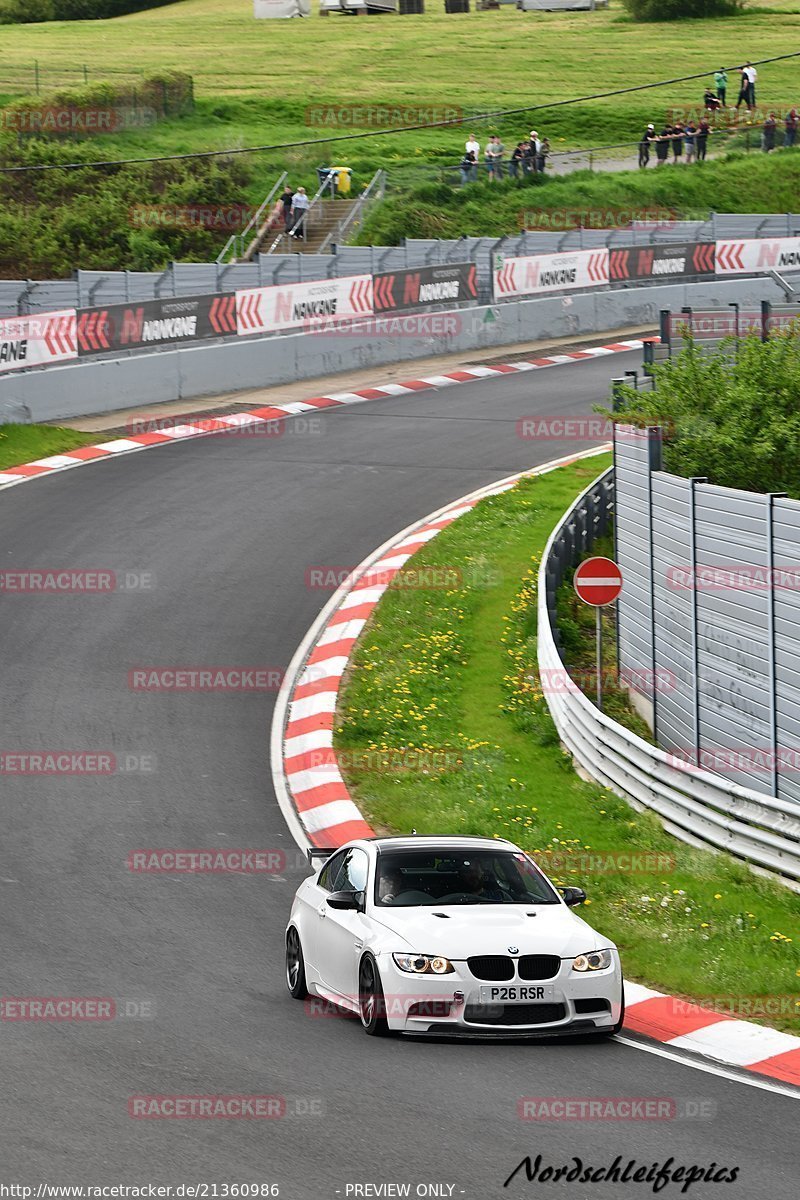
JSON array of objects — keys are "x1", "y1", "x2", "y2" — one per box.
[
  {"x1": 637, "y1": 59, "x2": 800, "y2": 165},
  {"x1": 638, "y1": 119, "x2": 712, "y2": 167},
  {"x1": 459, "y1": 129, "x2": 551, "y2": 185},
  {"x1": 261, "y1": 184, "x2": 311, "y2": 241},
  {"x1": 639, "y1": 104, "x2": 800, "y2": 166}
]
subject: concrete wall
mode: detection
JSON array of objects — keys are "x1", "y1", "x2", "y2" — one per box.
[{"x1": 0, "y1": 275, "x2": 790, "y2": 424}]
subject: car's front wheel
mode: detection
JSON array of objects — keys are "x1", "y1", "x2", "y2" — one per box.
[
  {"x1": 359, "y1": 955, "x2": 391, "y2": 1037},
  {"x1": 285, "y1": 927, "x2": 308, "y2": 999}
]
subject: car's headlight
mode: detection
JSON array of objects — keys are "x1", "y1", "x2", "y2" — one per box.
[
  {"x1": 572, "y1": 949, "x2": 613, "y2": 972},
  {"x1": 393, "y1": 953, "x2": 454, "y2": 974}
]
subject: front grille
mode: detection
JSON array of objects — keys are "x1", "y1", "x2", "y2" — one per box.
[
  {"x1": 518, "y1": 954, "x2": 560, "y2": 980},
  {"x1": 467, "y1": 955, "x2": 514, "y2": 981},
  {"x1": 574, "y1": 998, "x2": 611, "y2": 1015},
  {"x1": 464, "y1": 1002, "x2": 567, "y2": 1027}
]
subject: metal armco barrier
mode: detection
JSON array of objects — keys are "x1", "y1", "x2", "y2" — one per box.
[
  {"x1": 76, "y1": 293, "x2": 236, "y2": 356},
  {"x1": 609, "y1": 242, "x2": 715, "y2": 283},
  {"x1": 372, "y1": 262, "x2": 477, "y2": 313},
  {"x1": 538, "y1": 466, "x2": 800, "y2": 889}
]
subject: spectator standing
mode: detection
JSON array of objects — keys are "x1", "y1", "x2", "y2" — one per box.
[
  {"x1": 656, "y1": 125, "x2": 671, "y2": 166},
  {"x1": 735, "y1": 66, "x2": 750, "y2": 113},
  {"x1": 459, "y1": 149, "x2": 477, "y2": 186},
  {"x1": 288, "y1": 186, "x2": 309, "y2": 239},
  {"x1": 744, "y1": 62, "x2": 757, "y2": 109},
  {"x1": 465, "y1": 132, "x2": 480, "y2": 180},
  {"x1": 696, "y1": 116, "x2": 710, "y2": 161},
  {"x1": 671, "y1": 121, "x2": 684, "y2": 161},
  {"x1": 526, "y1": 131, "x2": 541, "y2": 174},
  {"x1": 485, "y1": 135, "x2": 505, "y2": 181},
  {"x1": 763, "y1": 112, "x2": 777, "y2": 152},
  {"x1": 536, "y1": 135, "x2": 549, "y2": 173},
  {"x1": 639, "y1": 124, "x2": 655, "y2": 167},
  {"x1": 684, "y1": 121, "x2": 697, "y2": 162},
  {"x1": 280, "y1": 185, "x2": 294, "y2": 231},
  {"x1": 715, "y1": 67, "x2": 728, "y2": 108},
  {"x1": 784, "y1": 107, "x2": 799, "y2": 147},
  {"x1": 509, "y1": 142, "x2": 525, "y2": 178}
]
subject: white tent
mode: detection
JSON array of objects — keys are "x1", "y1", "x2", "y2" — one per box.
[{"x1": 254, "y1": 0, "x2": 311, "y2": 17}]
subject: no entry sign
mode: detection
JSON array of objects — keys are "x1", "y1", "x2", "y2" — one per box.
[{"x1": 574, "y1": 556, "x2": 623, "y2": 607}]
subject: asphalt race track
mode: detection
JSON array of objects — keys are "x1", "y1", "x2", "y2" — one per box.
[{"x1": 1, "y1": 350, "x2": 796, "y2": 1198}]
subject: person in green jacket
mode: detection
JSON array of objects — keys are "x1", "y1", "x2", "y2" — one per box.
[{"x1": 715, "y1": 67, "x2": 728, "y2": 107}]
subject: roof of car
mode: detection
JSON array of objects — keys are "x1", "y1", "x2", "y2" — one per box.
[{"x1": 366, "y1": 835, "x2": 518, "y2": 853}]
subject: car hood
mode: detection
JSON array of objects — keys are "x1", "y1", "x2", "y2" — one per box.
[{"x1": 372, "y1": 904, "x2": 611, "y2": 959}]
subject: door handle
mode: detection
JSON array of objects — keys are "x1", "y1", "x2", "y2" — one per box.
[{"x1": 317, "y1": 904, "x2": 327, "y2": 919}]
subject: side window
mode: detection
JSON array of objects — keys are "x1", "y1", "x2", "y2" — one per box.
[
  {"x1": 333, "y1": 848, "x2": 369, "y2": 894},
  {"x1": 318, "y1": 851, "x2": 346, "y2": 893}
]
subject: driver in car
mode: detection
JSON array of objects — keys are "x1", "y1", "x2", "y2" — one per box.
[
  {"x1": 378, "y1": 868, "x2": 404, "y2": 903},
  {"x1": 457, "y1": 861, "x2": 504, "y2": 901}
]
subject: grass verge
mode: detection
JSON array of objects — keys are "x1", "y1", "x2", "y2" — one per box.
[
  {"x1": 0, "y1": 422, "x2": 94, "y2": 470},
  {"x1": 334, "y1": 454, "x2": 800, "y2": 1032}
]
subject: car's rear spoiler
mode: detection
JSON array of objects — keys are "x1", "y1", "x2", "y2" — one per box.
[{"x1": 306, "y1": 846, "x2": 338, "y2": 867}]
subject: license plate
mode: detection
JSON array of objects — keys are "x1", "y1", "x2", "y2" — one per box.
[{"x1": 479, "y1": 985, "x2": 555, "y2": 1003}]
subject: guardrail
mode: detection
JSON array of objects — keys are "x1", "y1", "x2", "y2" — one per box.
[{"x1": 537, "y1": 466, "x2": 800, "y2": 889}]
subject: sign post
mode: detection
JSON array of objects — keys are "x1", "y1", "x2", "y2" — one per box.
[{"x1": 573, "y1": 556, "x2": 623, "y2": 711}]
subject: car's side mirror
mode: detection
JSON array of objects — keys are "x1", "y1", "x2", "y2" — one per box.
[
  {"x1": 326, "y1": 889, "x2": 365, "y2": 912},
  {"x1": 560, "y1": 886, "x2": 587, "y2": 907}
]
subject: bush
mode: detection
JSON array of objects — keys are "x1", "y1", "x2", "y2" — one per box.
[
  {"x1": 3, "y1": 0, "x2": 184, "y2": 21},
  {"x1": 621, "y1": 0, "x2": 743, "y2": 19},
  {"x1": 6, "y1": 0, "x2": 54, "y2": 20},
  {"x1": 606, "y1": 333, "x2": 800, "y2": 496}
]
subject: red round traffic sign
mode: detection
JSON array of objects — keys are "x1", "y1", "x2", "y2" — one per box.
[{"x1": 574, "y1": 556, "x2": 623, "y2": 607}]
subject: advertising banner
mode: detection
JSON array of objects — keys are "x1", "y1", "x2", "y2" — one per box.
[
  {"x1": 715, "y1": 237, "x2": 800, "y2": 275},
  {"x1": 493, "y1": 248, "x2": 608, "y2": 299},
  {"x1": 0, "y1": 309, "x2": 76, "y2": 374},
  {"x1": 372, "y1": 263, "x2": 478, "y2": 313},
  {"x1": 76, "y1": 294, "x2": 236, "y2": 356},
  {"x1": 236, "y1": 276, "x2": 373, "y2": 336},
  {"x1": 609, "y1": 242, "x2": 715, "y2": 282}
]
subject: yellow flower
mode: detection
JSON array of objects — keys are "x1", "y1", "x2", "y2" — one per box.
[{"x1": 713, "y1": 893, "x2": 722, "y2": 900}]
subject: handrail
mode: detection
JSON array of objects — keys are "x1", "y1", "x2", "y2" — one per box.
[
  {"x1": 217, "y1": 170, "x2": 288, "y2": 265},
  {"x1": 265, "y1": 170, "x2": 337, "y2": 256},
  {"x1": 317, "y1": 169, "x2": 386, "y2": 254},
  {"x1": 537, "y1": 467, "x2": 800, "y2": 890}
]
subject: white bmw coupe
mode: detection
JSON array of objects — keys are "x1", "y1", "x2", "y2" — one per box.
[{"x1": 285, "y1": 835, "x2": 624, "y2": 1038}]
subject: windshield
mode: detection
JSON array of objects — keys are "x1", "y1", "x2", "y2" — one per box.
[{"x1": 373, "y1": 849, "x2": 560, "y2": 907}]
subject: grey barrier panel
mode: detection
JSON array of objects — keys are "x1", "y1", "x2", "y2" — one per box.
[
  {"x1": 615, "y1": 426, "x2": 657, "y2": 712},
  {"x1": 651, "y1": 472, "x2": 695, "y2": 758},
  {"x1": 693, "y1": 484, "x2": 773, "y2": 795},
  {"x1": 617, "y1": 420, "x2": 800, "y2": 803},
  {"x1": 772, "y1": 497, "x2": 800, "y2": 803}
]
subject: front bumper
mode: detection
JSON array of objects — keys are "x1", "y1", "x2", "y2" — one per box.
[{"x1": 378, "y1": 951, "x2": 623, "y2": 1036}]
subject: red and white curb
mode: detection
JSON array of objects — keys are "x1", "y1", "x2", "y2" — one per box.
[
  {"x1": 624, "y1": 982, "x2": 800, "y2": 1088},
  {"x1": 271, "y1": 447, "x2": 800, "y2": 1089},
  {"x1": 0, "y1": 339, "x2": 643, "y2": 493},
  {"x1": 273, "y1": 447, "x2": 610, "y2": 849}
]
